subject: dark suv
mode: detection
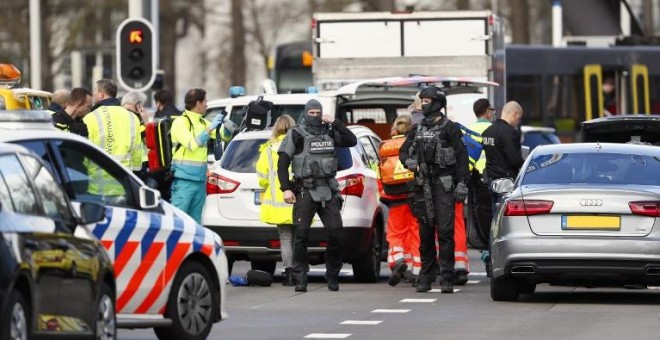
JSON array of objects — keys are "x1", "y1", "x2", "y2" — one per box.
[
  {"x1": 0, "y1": 143, "x2": 114, "y2": 339},
  {"x1": 577, "y1": 114, "x2": 660, "y2": 145}
]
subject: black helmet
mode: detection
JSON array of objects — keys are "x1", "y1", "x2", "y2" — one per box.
[{"x1": 419, "y1": 86, "x2": 447, "y2": 116}]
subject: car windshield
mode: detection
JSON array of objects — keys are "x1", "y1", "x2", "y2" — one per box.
[
  {"x1": 221, "y1": 138, "x2": 353, "y2": 173},
  {"x1": 522, "y1": 152, "x2": 660, "y2": 186},
  {"x1": 230, "y1": 104, "x2": 306, "y2": 127},
  {"x1": 523, "y1": 131, "x2": 561, "y2": 151}
]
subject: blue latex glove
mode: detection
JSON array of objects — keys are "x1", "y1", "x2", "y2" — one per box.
[
  {"x1": 209, "y1": 114, "x2": 224, "y2": 130},
  {"x1": 196, "y1": 131, "x2": 210, "y2": 146}
]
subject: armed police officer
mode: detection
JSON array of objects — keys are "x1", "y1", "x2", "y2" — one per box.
[
  {"x1": 277, "y1": 99, "x2": 357, "y2": 293},
  {"x1": 399, "y1": 86, "x2": 470, "y2": 293}
]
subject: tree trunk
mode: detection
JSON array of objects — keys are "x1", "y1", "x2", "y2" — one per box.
[
  {"x1": 642, "y1": 0, "x2": 654, "y2": 36},
  {"x1": 231, "y1": 0, "x2": 246, "y2": 87},
  {"x1": 160, "y1": 1, "x2": 177, "y2": 96},
  {"x1": 509, "y1": 0, "x2": 530, "y2": 44}
]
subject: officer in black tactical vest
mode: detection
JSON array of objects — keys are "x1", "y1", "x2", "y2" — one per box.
[
  {"x1": 399, "y1": 86, "x2": 470, "y2": 293},
  {"x1": 277, "y1": 99, "x2": 357, "y2": 292}
]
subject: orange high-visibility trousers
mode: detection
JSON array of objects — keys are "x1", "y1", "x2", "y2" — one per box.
[
  {"x1": 386, "y1": 203, "x2": 421, "y2": 275},
  {"x1": 454, "y1": 202, "x2": 469, "y2": 273},
  {"x1": 435, "y1": 202, "x2": 469, "y2": 273}
]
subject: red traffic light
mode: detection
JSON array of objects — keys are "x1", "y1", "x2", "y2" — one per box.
[{"x1": 129, "y1": 29, "x2": 143, "y2": 44}]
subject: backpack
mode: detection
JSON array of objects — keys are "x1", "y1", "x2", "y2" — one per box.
[
  {"x1": 378, "y1": 136, "x2": 415, "y2": 195},
  {"x1": 242, "y1": 96, "x2": 274, "y2": 131},
  {"x1": 145, "y1": 115, "x2": 192, "y2": 172},
  {"x1": 456, "y1": 123, "x2": 484, "y2": 166}
]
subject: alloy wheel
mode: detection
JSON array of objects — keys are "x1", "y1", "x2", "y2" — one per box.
[{"x1": 177, "y1": 273, "x2": 213, "y2": 336}]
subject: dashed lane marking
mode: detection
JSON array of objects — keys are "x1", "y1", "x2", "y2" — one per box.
[
  {"x1": 304, "y1": 334, "x2": 351, "y2": 339},
  {"x1": 340, "y1": 320, "x2": 382, "y2": 325},
  {"x1": 428, "y1": 289, "x2": 461, "y2": 293},
  {"x1": 399, "y1": 298, "x2": 436, "y2": 303},
  {"x1": 371, "y1": 309, "x2": 411, "y2": 313},
  {"x1": 467, "y1": 280, "x2": 481, "y2": 284},
  {"x1": 469, "y1": 272, "x2": 487, "y2": 276}
]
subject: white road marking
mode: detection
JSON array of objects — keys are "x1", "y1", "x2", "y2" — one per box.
[
  {"x1": 469, "y1": 272, "x2": 487, "y2": 276},
  {"x1": 400, "y1": 298, "x2": 436, "y2": 303},
  {"x1": 340, "y1": 320, "x2": 382, "y2": 325},
  {"x1": 371, "y1": 309, "x2": 411, "y2": 313},
  {"x1": 467, "y1": 280, "x2": 481, "y2": 284},
  {"x1": 304, "y1": 334, "x2": 351, "y2": 339},
  {"x1": 308, "y1": 268, "x2": 353, "y2": 276},
  {"x1": 428, "y1": 289, "x2": 461, "y2": 293}
]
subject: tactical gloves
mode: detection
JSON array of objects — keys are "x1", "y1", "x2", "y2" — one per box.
[
  {"x1": 454, "y1": 181, "x2": 468, "y2": 202},
  {"x1": 404, "y1": 159, "x2": 418, "y2": 171}
]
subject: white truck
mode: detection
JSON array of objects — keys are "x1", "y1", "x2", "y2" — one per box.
[{"x1": 312, "y1": 10, "x2": 506, "y2": 119}]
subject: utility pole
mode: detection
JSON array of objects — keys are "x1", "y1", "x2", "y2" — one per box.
[{"x1": 29, "y1": 0, "x2": 41, "y2": 89}]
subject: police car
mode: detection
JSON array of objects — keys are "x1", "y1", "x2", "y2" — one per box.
[{"x1": 0, "y1": 111, "x2": 228, "y2": 340}]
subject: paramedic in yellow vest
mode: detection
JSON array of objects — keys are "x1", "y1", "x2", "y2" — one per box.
[
  {"x1": 256, "y1": 115, "x2": 296, "y2": 286},
  {"x1": 170, "y1": 88, "x2": 224, "y2": 223},
  {"x1": 84, "y1": 79, "x2": 143, "y2": 197},
  {"x1": 121, "y1": 91, "x2": 149, "y2": 177},
  {"x1": 468, "y1": 98, "x2": 495, "y2": 274}
]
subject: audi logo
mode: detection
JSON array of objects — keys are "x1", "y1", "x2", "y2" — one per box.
[{"x1": 580, "y1": 199, "x2": 603, "y2": 206}]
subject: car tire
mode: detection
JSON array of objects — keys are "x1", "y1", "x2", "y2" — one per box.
[
  {"x1": 250, "y1": 260, "x2": 276, "y2": 276},
  {"x1": 154, "y1": 261, "x2": 217, "y2": 340},
  {"x1": 490, "y1": 275, "x2": 520, "y2": 301},
  {"x1": 517, "y1": 280, "x2": 536, "y2": 295},
  {"x1": 352, "y1": 227, "x2": 381, "y2": 283},
  {"x1": 1, "y1": 290, "x2": 29, "y2": 340},
  {"x1": 95, "y1": 283, "x2": 116, "y2": 340}
]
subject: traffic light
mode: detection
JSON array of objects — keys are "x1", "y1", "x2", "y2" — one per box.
[{"x1": 116, "y1": 18, "x2": 156, "y2": 92}]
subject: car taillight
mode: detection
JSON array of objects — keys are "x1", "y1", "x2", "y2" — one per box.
[
  {"x1": 206, "y1": 173, "x2": 240, "y2": 195},
  {"x1": 337, "y1": 174, "x2": 364, "y2": 197},
  {"x1": 504, "y1": 200, "x2": 554, "y2": 216},
  {"x1": 629, "y1": 201, "x2": 660, "y2": 217}
]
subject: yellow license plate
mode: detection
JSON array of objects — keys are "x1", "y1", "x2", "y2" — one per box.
[{"x1": 562, "y1": 215, "x2": 621, "y2": 230}]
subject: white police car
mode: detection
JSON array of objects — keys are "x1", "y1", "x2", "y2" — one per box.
[{"x1": 0, "y1": 111, "x2": 228, "y2": 340}]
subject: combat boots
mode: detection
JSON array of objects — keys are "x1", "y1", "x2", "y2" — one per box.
[
  {"x1": 441, "y1": 279, "x2": 454, "y2": 293},
  {"x1": 282, "y1": 268, "x2": 294, "y2": 286},
  {"x1": 294, "y1": 273, "x2": 307, "y2": 293},
  {"x1": 325, "y1": 272, "x2": 339, "y2": 291},
  {"x1": 388, "y1": 260, "x2": 408, "y2": 287},
  {"x1": 416, "y1": 276, "x2": 432, "y2": 293}
]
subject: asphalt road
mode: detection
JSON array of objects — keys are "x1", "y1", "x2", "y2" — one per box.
[{"x1": 119, "y1": 250, "x2": 660, "y2": 340}]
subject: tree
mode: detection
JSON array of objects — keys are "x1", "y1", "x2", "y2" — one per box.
[
  {"x1": 231, "y1": 0, "x2": 246, "y2": 86},
  {"x1": 508, "y1": 0, "x2": 530, "y2": 44}
]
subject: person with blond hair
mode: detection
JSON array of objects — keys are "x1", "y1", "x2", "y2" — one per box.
[
  {"x1": 256, "y1": 114, "x2": 297, "y2": 285},
  {"x1": 379, "y1": 113, "x2": 422, "y2": 287}
]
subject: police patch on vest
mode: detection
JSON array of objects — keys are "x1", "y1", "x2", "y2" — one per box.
[{"x1": 308, "y1": 139, "x2": 334, "y2": 153}]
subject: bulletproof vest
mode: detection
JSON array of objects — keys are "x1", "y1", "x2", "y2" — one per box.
[
  {"x1": 413, "y1": 119, "x2": 456, "y2": 169},
  {"x1": 291, "y1": 126, "x2": 339, "y2": 202}
]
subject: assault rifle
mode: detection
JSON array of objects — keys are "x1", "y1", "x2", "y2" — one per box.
[{"x1": 412, "y1": 133, "x2": 435, "y2": 223}]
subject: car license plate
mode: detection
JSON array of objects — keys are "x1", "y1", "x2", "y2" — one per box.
[
  {"x1": 254, "y1": 190, "x2": 265, "y2": 205},
  {"x1": 561, "y1": 215, "x2": 621, "y2": 230}
]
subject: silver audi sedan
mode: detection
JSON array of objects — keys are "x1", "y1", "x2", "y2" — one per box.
[{"x1": 490, "y1": 142, "x2": 660, "y2": 301}]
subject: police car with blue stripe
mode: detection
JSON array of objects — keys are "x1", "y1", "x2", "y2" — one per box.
[{"x1": 0, "y1": 111, "x2": 228, "y2": 340}]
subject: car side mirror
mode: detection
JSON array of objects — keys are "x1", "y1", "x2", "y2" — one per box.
[
  {"x1": 491, "y1": 178, "x2": 515, "y2": 194},
  {"x1": 521, "y1": 145, "x2": 530, "y2": 160},
  {"x1": 78, "y1": 202, "x2": 105, "y2": 225},
  {"x1": 139, "y1": 186, "x2": 161, "y2": 209}
]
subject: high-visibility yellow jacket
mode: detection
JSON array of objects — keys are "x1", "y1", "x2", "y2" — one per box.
[
  {"x1": 83, "y1": 104, "x2": 143, "y2": 196},
  {"x1": 468, "y1": 119, "x2": 492, "y2": 174},
  {"x1": 170, "y1": 110, "x2": 215, "y2": 181},
  {"x1": 256, "y1": 135, "x2": 293, "y2": 225}
]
